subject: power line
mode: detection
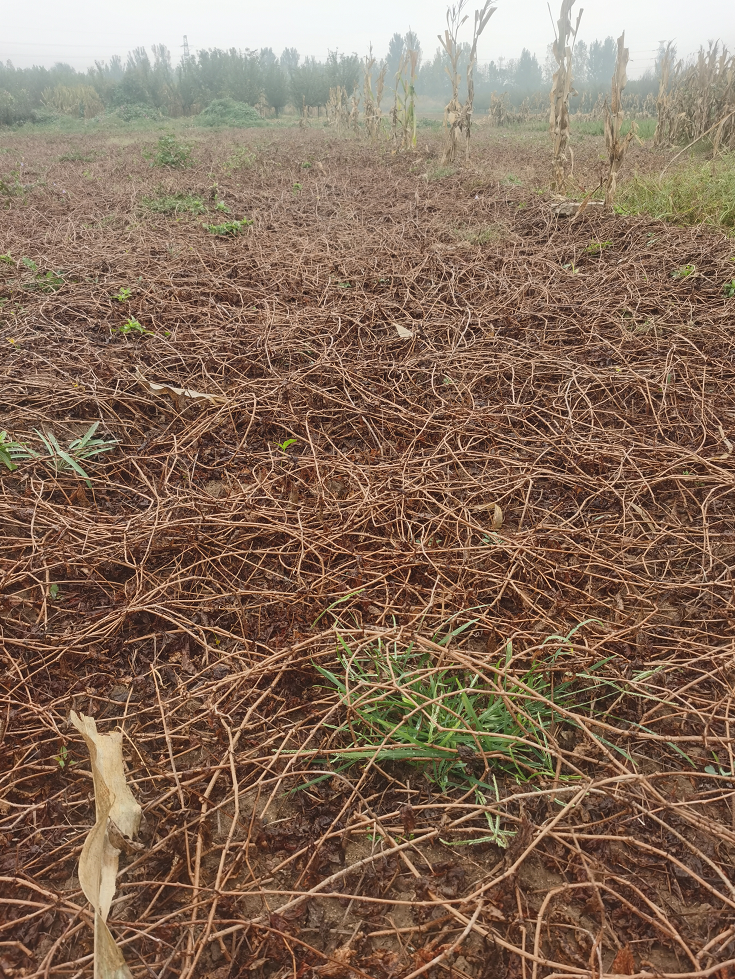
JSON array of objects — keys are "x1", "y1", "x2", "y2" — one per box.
[{"x1": 0, "y1": 38, "x2": 163, "y2": 48}]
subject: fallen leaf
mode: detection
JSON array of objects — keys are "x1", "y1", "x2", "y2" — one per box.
[
  {"x1": 71, "y1": 712, "x2": 142, "y2": 979},
  {"x1": 472, "y1": 502, "x2": 503, "y2": 529},
  {"x1": 717, "y1": 424, "x2": 733, "y2": 459},
  {"x1": 134, "y1": 367, "x2": 224, "y2": 404},
  {"x1": 611, "y1": 946, "x2": 635, "y2": 975},
  {"x1": 313, "y1": 942, "x2": 356, "y2": 976},
  {"x1": 394, "y1": 324, "x2": 414, "y2": 339}
]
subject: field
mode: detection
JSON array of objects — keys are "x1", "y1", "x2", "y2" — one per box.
[{"x1": 1, "y1": 122, "x2": 735, "y2": 979}]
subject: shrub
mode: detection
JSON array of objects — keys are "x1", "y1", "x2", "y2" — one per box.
[
  {"x1": 0, "y1": 89, "x2": 47, "y2": 127},
  {"x1": 109, "y1": 102, "x2": 162, "y2": 123},
  {"x1": 197, "y1": 98, "x2": 264, "y2": 128}
]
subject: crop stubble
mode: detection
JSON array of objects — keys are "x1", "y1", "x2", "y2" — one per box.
[{"x1": 1, "y1": 128, "x2": 734, "y2": 978}]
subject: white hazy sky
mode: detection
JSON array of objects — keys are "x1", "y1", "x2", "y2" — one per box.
[{"x1": 2, "y1": 0, "x2": 733, "y2": 77}]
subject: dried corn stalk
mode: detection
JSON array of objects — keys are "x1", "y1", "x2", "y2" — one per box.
[
  {"x1": 604, "y1": 33, "x2": 638, "y2": 209},
  {"x1": 327, "y1": 86, "x2": 350, "y2": 132},
  {"x1": 349, "y1": 86, "x2": 361, "y2": 132},
  {"x1": 464, "y1": 1, "x2": 496, "y2": 161},
  {"x1": 548, "y1": 0, "x2": 582, "y2": 192},
  {"x1": 363, "y1": 49, "x2": 386, "y2": 139},
  {"x1": 71, "y1": 712, "x2": 142, "y2": 979},
  {"x1": 438, "y1": 3, "x2": 467, "y2": 165},
  {"x1": 439, "y1": 1, "x2": 495, "y2": 164},
  {"x1": 392, "y1": 50, "x2": 419, "y2": 151},
  {"x1": 488, "y1": 91, "x2": 511, "y2": 127},
  {"x1": 654, "y1": 42, "x2": 675, "y2": 146},
  {"x1": 654, "y1": 42, "x2": 735, "y2": 150}
]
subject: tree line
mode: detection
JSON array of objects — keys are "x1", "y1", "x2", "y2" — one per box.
[{"x1": 0, "y1": 31, "x2": 660, "y2": 126}]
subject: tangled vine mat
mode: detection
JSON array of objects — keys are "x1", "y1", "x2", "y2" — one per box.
[{"x1": 1, "y1": 127, "x2": 734, "y2": 979}]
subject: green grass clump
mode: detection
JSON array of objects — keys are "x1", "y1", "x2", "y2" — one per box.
[
  {"x1": 313, "y1": 623, "x2": 601, "y2": 791},
  {"x1": 141, "y1": 192, "x2": 206, "y2": 215},
  {"x1": 573, "y1": 117, "x2": 656, "y2": 140},
  {"x1": 615, "y1": 157, "x2": 735, "y2": 230},
  {"x1": 203, "y1": 217, "x2": 253, "y2": 236},
  {"x1": 197, "y1": 98, "x2": 265, "y2": 128},
  {"x1": 416, "y1": 118, "x2": 442, "y2": 131},
  {"x1": 58, "y1": 149, "x2": 97, "y2": 162},
  {"x1": 146, "y1": 134, "x2": 192, "y2": 169},
  {"x1": 0, "y1": 422, "x2": 117, "y2": 486},
  {"x1": 223, "y1": 147, "x2": 257, "y2": 171}
]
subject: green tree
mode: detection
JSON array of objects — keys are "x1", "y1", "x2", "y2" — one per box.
[
  {"x1": 264, "y1": 60, "x2": 288, "y2": 115},
  {"x1": 280, "y1": 47, "x2": 300, "y2": 75},
  {"x1": 291, "y1": 56, "x2": 329, "y2": 114},
  {"x1": 326, "y1": 51, "x2": 360, "y2": 94},
  {"x1": 386, "y1": 33, "x2": 405, "y2": 81},
  {"x1": 404, "y1": 29, "x2": 422, "y2": 69},
  {"x1": 588, "y1": 37, "x2": 617, "y2": 86},
  {"x1": 514, "y1": 48, "x2": 542, "y2": 90},
  {"x1": 574, "y1": 40, "x2": 589, "y2": 84}
]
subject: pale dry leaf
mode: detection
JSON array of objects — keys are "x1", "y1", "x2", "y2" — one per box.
[
  {"x1": 491, "y1": 504, "x2": 503, "y2": 530},
  {"x1": 717, "y1": 424, "x2": 733, "y2": 459},
  {"x1": 134, "y1": 367, "x2": 224, "y2": 403},
  {"x1": 70, "y1": 712, "x2": 142, "y2": 979},
  {"x1": 247, "y1": 958, "x2": 268, "y2": 972},
  {"x1": 394, "y1": 324, "x2": 414, "y2": 339}
]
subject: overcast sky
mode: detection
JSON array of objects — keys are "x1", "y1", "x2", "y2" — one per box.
[{"x1": 2, "y1": 0, "x2": 733, "y2": 77}]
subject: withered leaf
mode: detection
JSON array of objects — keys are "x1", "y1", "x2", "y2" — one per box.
[
  {"x1": 611, "y1": 946, "x2": 635, "y2": 975},
  {"x1": 134, "y1": 367, "x2": 225, "y2": 404},
  {"x1": 70, "y1": 711, "x2": 142, "y2": 979},
  {"x1": 401, "y1": 803, "x2": 416, "y2": 836}
]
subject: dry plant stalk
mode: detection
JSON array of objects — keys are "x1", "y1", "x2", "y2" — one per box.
[
  {"x1": 548, "y1": 0, "x2": 583, "y2": 192},
  {"x1": 362, "y1": 50, "x2": 385, "y2": 139},
  {"x1": 604, "y1": 33, "x2": 638, "y2": 209},
  {"x1": 349, "y1": 86, "x2": 361, "y2": 133},
  {"x1": 374, "y1": 63, "x2": 386, "y2": 134},
  {"x1": 654, "y1": 42, "x2": 675, "y2": 146},
  {"x1": 654, "y1": 42, "x2": 735, "y2": 149},
  {"x1": 439, "y1": 1, "x2": 495, "y2": 163},
  {"x1": 391, "y1": 50, "x2": 419, "y2": 151},
  {"x1": 327, "y1": 86, "x2": 350, "y2": 132},
  {"x1": 488, "y1": 91, "x2": 511, "y2": 126},
  {"x1": 464, "y1": 1, "x2": 496, "y2": 160},
  {"x1": 438, "y1": 2, "x2": 467, "y2": 165}
]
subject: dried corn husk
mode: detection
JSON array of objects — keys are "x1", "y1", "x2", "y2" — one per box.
[{"x1": 71, "y1": 712, "x2": 142, "y2": 979}]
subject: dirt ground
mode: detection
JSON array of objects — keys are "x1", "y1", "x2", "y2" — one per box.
[{"x1": 1, "y1": 123, "x2": 734, "y2": 979}]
